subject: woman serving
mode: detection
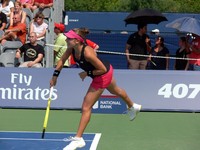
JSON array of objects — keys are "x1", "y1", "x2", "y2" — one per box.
[{"x1": 50, "y1": 28, "x2": 142, "y2": 150}]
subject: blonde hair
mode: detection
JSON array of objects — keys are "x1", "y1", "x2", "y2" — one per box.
[
  {"x1": 34, "y1": 12, "x2": 44, "y2": 21},
  {"x1": 73, "y1": 27, "x2": 89, "y2": 40},
  {"x1": 14, "y1": 1, "x2": 22, "y2": 7},
  {"x1": 2, "y1": 0, "x2": 9, "y2": 6}
]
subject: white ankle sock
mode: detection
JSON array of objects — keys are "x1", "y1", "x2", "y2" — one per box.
[{"x1": 133, "y1": 103, "x2": 140, "y2": 109}]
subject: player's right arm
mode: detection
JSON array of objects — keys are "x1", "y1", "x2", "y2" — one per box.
[
  {"x1": 56, "y1": 48, "x2": 72, "y2": 70},
  {"x1": 50, "y1": 48, "x2": 72, "y2": 87}
]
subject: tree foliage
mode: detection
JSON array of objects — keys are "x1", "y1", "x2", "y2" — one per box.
[{"x1": 65, "y1": 0, "x2": 200, "y2": 13}]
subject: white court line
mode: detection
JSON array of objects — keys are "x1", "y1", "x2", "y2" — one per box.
[
  {"x1": 0, "y1": 130, "x2": 97, "y2": 134},
  {"x1": 0, "y1": 131, "x2": 102, "y2": 150},
  {"x1": 0, "y1": 137, "x2": 65, "y2": 142},
  {"x1": 0, "y1": 131, "x2": 75, "y2": 133},
  {"x1": 0, "y1": 137, "x2": 93, "y2": 142},
  {"x1": 90, "y1": 133, "x2": 102, "y2": 150}
]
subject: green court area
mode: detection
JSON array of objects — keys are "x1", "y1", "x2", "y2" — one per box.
[{"x1": 0, "y1": 109, "x2": 200, "y2": 150}]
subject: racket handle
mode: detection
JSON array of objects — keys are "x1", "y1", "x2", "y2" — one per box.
[{"x1": 41, "y1": 128, "x2": 46, "y2": 139}]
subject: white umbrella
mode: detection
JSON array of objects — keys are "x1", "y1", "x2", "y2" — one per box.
[{"x1": 166, "y1": 17, "x2": 200, "y2": 36}]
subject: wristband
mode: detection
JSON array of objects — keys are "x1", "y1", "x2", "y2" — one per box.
[
  {"x1": 53, "y1": 70, "x2": 60, "y2": 77},
  {"x1": 87, "y1": 70, "x2": 93, "y2": 76}
]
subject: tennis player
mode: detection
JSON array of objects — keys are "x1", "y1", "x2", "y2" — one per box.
[{"x1": 50, "y1": 28, "x2": 142, "y2": 150}]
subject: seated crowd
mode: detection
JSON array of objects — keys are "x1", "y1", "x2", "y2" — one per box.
[
  {"x1": 0, "y1": 1, "x2": 199, "y2": 70},
  {"x1": 0, "y1": 0, "x2": 53, "y2": 67}
]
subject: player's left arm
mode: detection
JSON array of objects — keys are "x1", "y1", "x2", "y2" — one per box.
[
  {"x1": 79, "y1": 46, "x2": 107, "y2": 81},
  {"x1": 85, "y1": 46, "x2": 107, "y2": 76}
]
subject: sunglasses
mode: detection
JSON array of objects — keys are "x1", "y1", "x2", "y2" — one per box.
[{"x1": 36, "y1": 16, "x2": 43, "y2": 19}]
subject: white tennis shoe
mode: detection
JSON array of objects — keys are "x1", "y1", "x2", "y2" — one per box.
[
  {"x1": 63, "y1": 136, "x2": 86, "y2": 150},
  {"x1": 128, "y1": 104, "x2": 142, "y2": 121}
]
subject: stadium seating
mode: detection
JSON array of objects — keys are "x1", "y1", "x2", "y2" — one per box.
[
  {"x1": 0, "y1": 1, "x2": 55, "y2": 68},
  {"x1": 0, "y1": 51, "x2": 19, "y2": 67},
  {"x1": 23, "y1": 8, "x2": 33, "y2": 20},
  {"x1": 23, "y1": 8, "x2": 33, "y2": 33},
  {"x1": 0, "y1": 30, "x2": 4, "y2": 37},
  {"x1": 0, "y1": 41, "x2": 23, "y2": 54},
  {"x1": 33, "y1": 8, "x2": 51, "y2": 20}
]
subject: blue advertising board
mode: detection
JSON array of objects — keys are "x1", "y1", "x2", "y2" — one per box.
[
  {"x1": 92, "y1": 95, "x2": 127, "y2": 114},
  {"x1": 64, "y1": 11, "x2": 200, "y2": 33},
  {"x1": 0, "y1": 68, "x2": 200, "y2": 112}
]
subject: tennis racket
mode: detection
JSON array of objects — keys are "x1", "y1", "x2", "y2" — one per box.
[{"x1": 41, "y1": 86, "x2": 54, "y2": 139}]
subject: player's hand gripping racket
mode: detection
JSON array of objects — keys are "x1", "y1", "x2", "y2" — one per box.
[{"x1": 41, "y1": 86, "x2": 54, "y2": 139}]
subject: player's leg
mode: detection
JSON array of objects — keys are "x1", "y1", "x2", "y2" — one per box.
[
  {"x1": 106, "y1": 77, "x2": 133, "y2": 107},
  {"x1": 106, "y1": 77, "x2": 141, "y2": 121},
  {"x1": 76, "y1": 86, "x2": 104, "y2": 137},
  {"x1": 63, "y1": 86, "x2": 104, "y2": 150}
]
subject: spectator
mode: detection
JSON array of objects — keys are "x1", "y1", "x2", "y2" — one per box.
[
  {"x1": 15, "y1": 32, "x2": 45, "y2": 68},
  {"x1": 125, "y1": 23, "x2": 151, "y2": 70},
  {"x1": 16, "y1": 0, "x2": 34, "y2": 9},
  {"x1": 10, "y1": 1, "x2": 27, "y2": 26},
  {"x1": 86, "y1": 39, "x2": 99, "y2": 51},
  {"x1": 0, "y1": 0, "x2": 14, "y2": 18},
  {"x1": 174, "y1": 37, "x2": 190, "y2": 70},
  {"x1": 54, "y1": 22, "x2": 69, "y2": 68},
  {"x1": 146, "y1": 36, "x2": 169, "y2": 70},
  {"x1": 0, "y1": 11, "x2": 7, "y2": 30},
  {"x1": 0, "y1": 13, "x2": 26, "y2": 44},
  {"x1": 187, "y1": 34, "x2": 200, "y2": 71},
  {"x1": 31, "y1": 0, "x2": 53, "y2": 12},
  {"x1": 29, "y1": 12, "x2": 48, "y2": 41}
]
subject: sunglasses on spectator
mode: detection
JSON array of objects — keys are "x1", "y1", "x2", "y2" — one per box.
[{"x1": 36, "y1": 16, "x2": 43, "y2": 19}]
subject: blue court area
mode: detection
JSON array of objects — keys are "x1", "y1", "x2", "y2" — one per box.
[{"x1": 0, "y1": 131, "x2": 101, "y2": 150}]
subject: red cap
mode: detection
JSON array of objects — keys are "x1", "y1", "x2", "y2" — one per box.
[{"x1": 54, "y1": 22, "x2": 65, "y2": 32}]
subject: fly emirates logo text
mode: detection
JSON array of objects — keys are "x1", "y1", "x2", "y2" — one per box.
[{"x1": 0, "y1": 73, "x2": 57, "y2": 101}]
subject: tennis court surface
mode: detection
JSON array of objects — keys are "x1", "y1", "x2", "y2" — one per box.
[
  {"x1": 0, "y1": 109, "x2": 200, "y2": 150},
  {"x1": 0, "y1": 131, "x2": 101, "y2": 150}
]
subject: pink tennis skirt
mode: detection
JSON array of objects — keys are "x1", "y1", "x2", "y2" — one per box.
[{"x1": 90, "y1": 65, "x2": 113, "y2": 90}]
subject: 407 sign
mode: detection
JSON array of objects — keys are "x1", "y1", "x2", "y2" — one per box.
[{"x1": 158, "y1": 84, "x2": 200, "y2": 99}]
